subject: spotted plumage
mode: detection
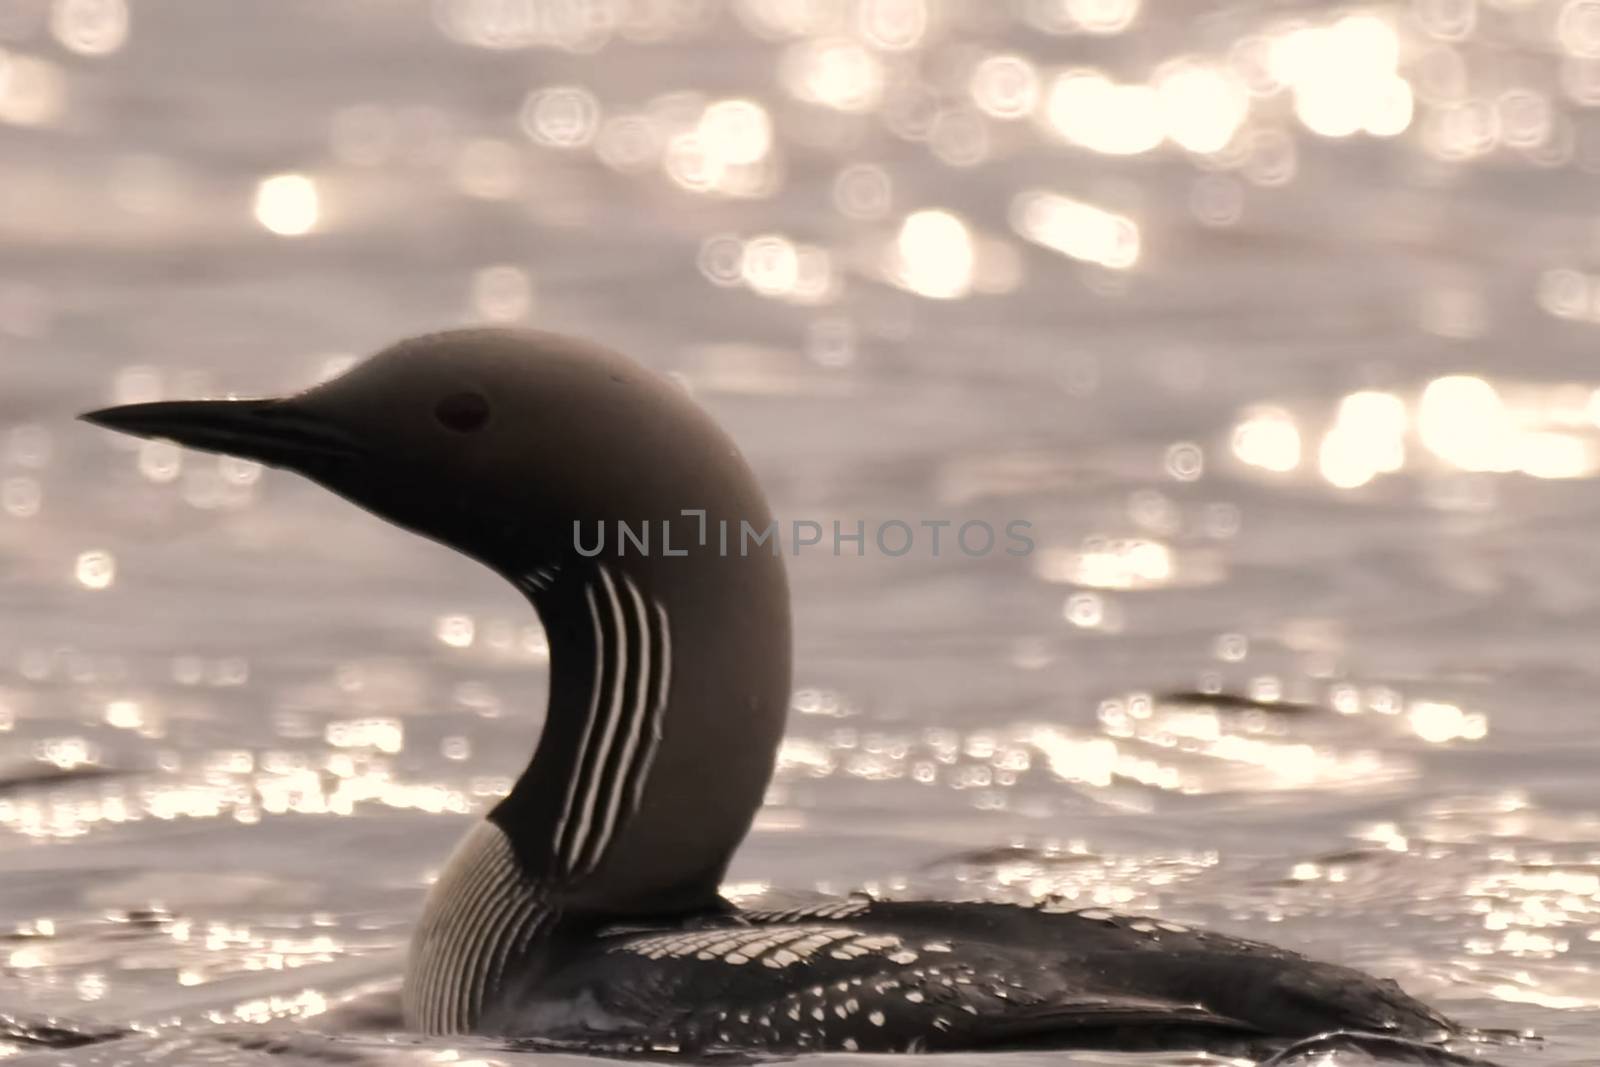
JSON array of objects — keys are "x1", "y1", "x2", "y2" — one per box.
[
  {"x1": 497, "y1": 898, "x2": 1457, "y2": 1057},
  {"x1": 81, "y1": 328, "x2": 1473, "y2": 1061}
]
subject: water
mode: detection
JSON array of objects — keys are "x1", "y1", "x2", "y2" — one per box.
[{"x1": 3, "y1": 0, "x2": 1600, "y2": 1062}]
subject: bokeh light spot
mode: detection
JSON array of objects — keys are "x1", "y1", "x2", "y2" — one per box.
[{"x1": 253, "y1": 174, "x2": 319, "y2": 237}]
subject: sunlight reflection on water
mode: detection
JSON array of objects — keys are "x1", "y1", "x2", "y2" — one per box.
[{"x1": 2, "y1": 0, "x2": 1600, "y2": 1063}]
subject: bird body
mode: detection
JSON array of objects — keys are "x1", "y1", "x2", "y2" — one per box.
[
  {"x1": 83, "y1": 328, "x2": 1471, "y2": 1060},
  {"x1": 486, "y1": 892, "x2": 1455, "y2": 1056}
]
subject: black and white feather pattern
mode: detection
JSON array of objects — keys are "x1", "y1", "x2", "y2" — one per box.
[
  {"x1": 550, "y1": 565, "x2": 671, "y2": 879},
  {"x1": 502, "y1": 898, "x2": 1458, "y2": 1056}
]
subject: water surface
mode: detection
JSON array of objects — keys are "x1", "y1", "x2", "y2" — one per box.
[{"x1": 3, "y1": 0, "x2": 1600, "y2": 1063}]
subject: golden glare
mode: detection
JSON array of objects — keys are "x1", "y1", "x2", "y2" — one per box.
[
  {"x1": 1408, "y1": 700, "x2": 1488, "y2": 744},
  {"x1": 1319, "y1": 430, "x2": 1376, "y2": 489},
  {"x1": 1059, "y1": 539, "x2": 1174, "y2": 590},
  {"x1": 736, "y1": 234, "x2": 834, "y2": 304},
  {"x1": 1319, "y1": 390, "x2": 1406, "y2": 489},
  {"x1": 1516, "y1": 431, "x2": 1598, "y2": 480},
  {"x1": 891, "y1": 209, "x2": 975, "y2": 300},
  {"x1": 1418, "y1": 375, "x2": 1514, "y2": 472},
  {"x1": 104, "y1": 699, "x2": 144, "y2": 730},
  {"x1": 1044, "y1": 70, "x2": 1163, "y2": 155},
  {"x1": 1271, "y1": 16, "x2": 1413, "y2": 139},
  {"x1": 50, "y1": 0, "x2": 129, "y2": 56},
  {"x1": 253, "y1": 174, "x2": 319, "y2": 237},
  {"x1": 0, "y1": 53, "x2": 67, "y2": 127},
  {"x1": 664, "y1": 103, "x2": 783, "y2": 199},
  {"x1": 75, "y1": 549, "x2": 115, "y2": 590},
  {"x1": 781, "y1": 37, "x2": 885, "y2": 112},
  {"x1": 1231, "y1": 407, "x2": 1301, "y2": 473},
  {"x1": 697, "y1": 99, "x2": 773, "y2": 166},
  {"x1": 1010, "y1": 191, "x2": 1140, "y2": 270},
  {"x1": 741, "y1": 234, "x2": 800, "y2": 296},
  {"x1": 1155, "y1": 61, "x2": 1248, "y2": 154}
]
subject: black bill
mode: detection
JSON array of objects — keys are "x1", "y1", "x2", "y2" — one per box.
[{"x1": 79, "y1": 398, "x2": 362, "y2": 469}]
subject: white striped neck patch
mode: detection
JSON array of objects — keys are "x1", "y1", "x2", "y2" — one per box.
[{"x1": 546, "y1": 563, "x2": 673, "y2": 882}]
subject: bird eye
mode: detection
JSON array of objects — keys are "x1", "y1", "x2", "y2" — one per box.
[{"x1": 435, "y1": 391, "x2": 490, "y2": 433}]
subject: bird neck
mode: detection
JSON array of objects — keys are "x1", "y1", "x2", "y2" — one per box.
[
  {"x1": 404, "y1": 544, "x2": 790, "y2": 1033},
  {"x1": 489, "y1": 545, "x2": 792, "y2": 915}
]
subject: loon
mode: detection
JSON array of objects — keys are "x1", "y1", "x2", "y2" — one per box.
[{"x1": 82, "y1": 329, "x2": 1478, "y2": 1061}]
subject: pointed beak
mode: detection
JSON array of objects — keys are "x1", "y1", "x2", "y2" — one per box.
[{"x1": 79, "y1": 398, "x2": 362, "y2": 469}]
